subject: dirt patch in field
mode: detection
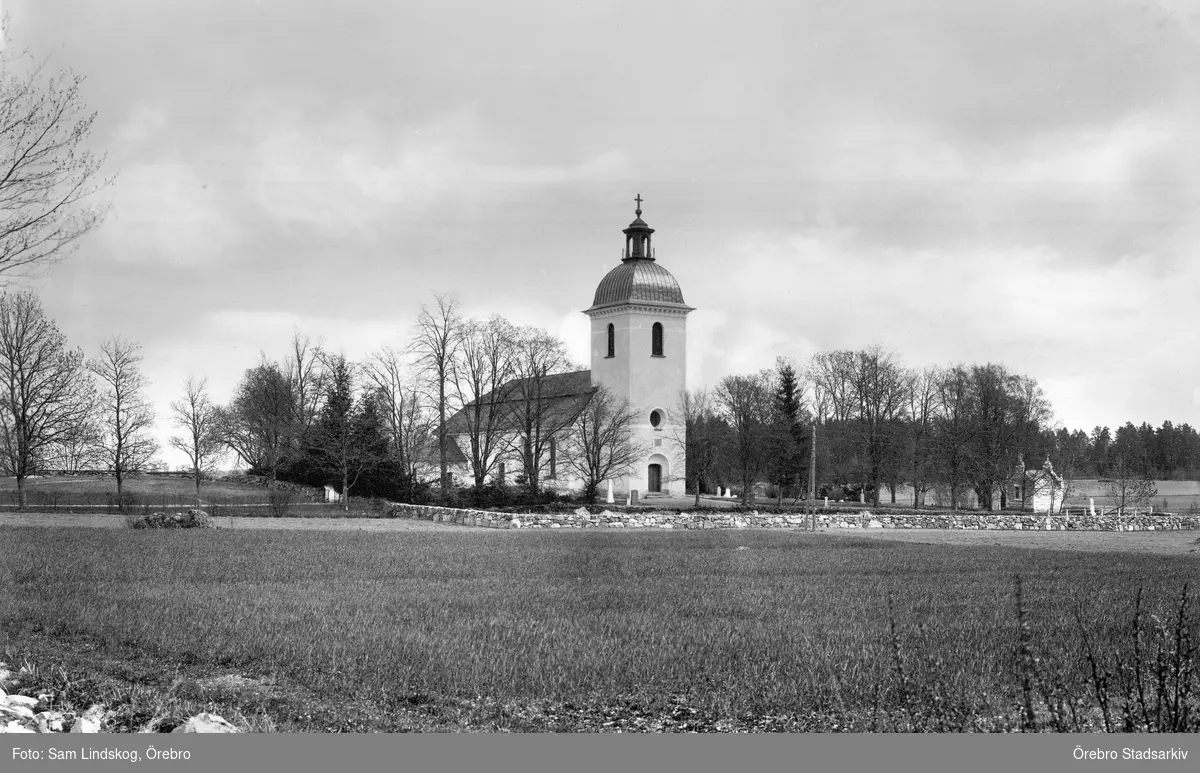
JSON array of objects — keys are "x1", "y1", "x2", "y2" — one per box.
[{"x1": 822, "y1": 527, "x2": 1200, "y2": 556}]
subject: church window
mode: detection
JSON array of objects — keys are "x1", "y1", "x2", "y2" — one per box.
[
  {"x1": 606, "y1": 323, "x2": 614, "y2": 358},
  {"x1": 498, "y1": 461, "x2": 506, "y2": 484},
  {"x1": 650, "y1": 409, "x2": 663, "y2": 428},
  {"x1": 651, "y1": 322, "x2": 663, "y2": 356},
  {"x1": 549, "y1": 438, "x2": 557, "y2": 478}
]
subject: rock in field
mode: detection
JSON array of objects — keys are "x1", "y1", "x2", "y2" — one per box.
[{"x1": 171, "y1": 712, "x2": 240, "y2": 733}]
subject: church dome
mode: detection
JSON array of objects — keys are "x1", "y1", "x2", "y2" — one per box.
[
  {"x1": 589, "y1": 260, "x2": 689, "y2": 310},
  {"x1": 586, "y1": 196, "x2": 693, "y2": 313}
]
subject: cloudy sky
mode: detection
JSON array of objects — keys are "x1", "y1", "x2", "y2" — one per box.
[{"x1": 7, "y1": 0, "x2": 1200, "y2": 468}]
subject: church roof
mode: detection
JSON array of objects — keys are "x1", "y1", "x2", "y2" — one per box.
[
  {"x1": 587, "y1": 197, "x2": 692, "y2": 313},
  {"x1": 445, "y1": 370, "x2": 595, "y2": 436},
  {"x1": 588, "y1": 260, "x2": 690, "y2": 311}
]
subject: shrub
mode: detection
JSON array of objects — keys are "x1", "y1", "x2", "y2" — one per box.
[
  {"x1": 267, "y1": 487, "x2": 293, "y2": 518},
  {"x1": 106, "y1": 491, "x2": 140, "y2": 513}
]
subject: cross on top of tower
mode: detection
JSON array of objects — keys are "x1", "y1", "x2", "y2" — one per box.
[{"x1": 634, "y1": 194, "x2": 643, "y2": 216}]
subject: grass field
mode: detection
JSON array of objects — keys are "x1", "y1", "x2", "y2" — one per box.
[
  {"x1": 0, "y1": 474, "x2": 389, "y2": 517},
  {"x1": 0, "y1": 474, "x2": 296, "y2": 508},
  {"x1": 3, "y1": 527, "x2": 1200, "y2": 732}
]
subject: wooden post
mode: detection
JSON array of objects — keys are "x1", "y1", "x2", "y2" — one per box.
[{"x1": 809, "y1": 422, "x2": 817, "y2": 532}]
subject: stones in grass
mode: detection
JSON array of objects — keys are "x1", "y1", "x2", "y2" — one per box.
[
  {"x1": 69, "y1": 705, "x2": 104, "y2": 733},
  {"x1": 171, "y1": 712, "x2": 240, "y2": 734},
  {"x1": 126, "y1": 510, "x2": 213, "y2": 530}
]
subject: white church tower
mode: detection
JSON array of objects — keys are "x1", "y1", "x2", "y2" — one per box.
[{"x1": 584, "y1": 196, "x2": 692, "y2": 497}]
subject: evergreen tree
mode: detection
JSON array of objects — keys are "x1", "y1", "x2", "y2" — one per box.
[
  {"x1": 767, "y1": 360, "x2": 806, "y2": 503},
  {"x1": 308, "y1": 356, "x2": 380, "y2": 511}
]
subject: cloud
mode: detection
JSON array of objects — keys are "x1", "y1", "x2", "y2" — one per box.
[
  {"x1": 100, "y1": 161, "x2": 242, "y2": 266},
  {"x1": 242, "y1": 105, "x2": 633, "y2": 237},
  {"x1": 115, "y1": 104, "x2": 168, "y2": 146}
]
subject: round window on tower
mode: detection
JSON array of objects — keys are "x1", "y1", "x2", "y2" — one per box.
[{"x1": 650, "y1": 409, "x2": 663, "y2": 428}]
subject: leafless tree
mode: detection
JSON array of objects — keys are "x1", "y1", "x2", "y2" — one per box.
[
  {"x1": 1105, "y1": 455, "x2": 1158, "y2": 516},
  {"x1": 169, "y1": 374, "x2": 225, "y2": 499},
  {"x1": 0, "y1": 51, "x2": 111, "y2": 277},
  {"x1": 961, "y1": 364, "x2": 1052, "y2": 510},
  {"x1": 448, "y1": 315, "x2": 517, "y2": 488},
  {"x1": 905, "y1": 366, "x2": 942, "y2": 508},
  {"x1": 504, "y1": 325, "x2": 581, "y2": 495},
  {"x1": 714, "y1": 371, "x2": 775, "y2": 505},
  {"x1": 282, "y1": 331, "x2": 325, "y2": 450},
  {"x1": 563, "y1": 384, "x2": 642, "y2": 501},
  {"x1": 0, "y1": 291, "x2": 93, "y2": 506},
  {"x1": 89, "y1": 335, "x2": 159, "y2": 506},
  {"x1": 933, "y1": 365, "x2": 972, "y2": 509},
  {"x1": 46, "y1": 397, "x2": 103, "y2": 472},
  {"x1": 808, "y1": 350, "x2": 857, "y2": 423},
  {"x1": 672, "y1": 387, "x2": 724, "y2": 508},
  {"x1": 848, "y1": 346, "x2": 910, "y2": 506},
  {"x1": 221, "y1": 359, "x2": 294, "y2": 488},
  {"x1": 363, "y1": 346, "x2": 434, "y2": 499},
  {"x1": 410, "y1": 294, "x2": 463, "y2": 488}
]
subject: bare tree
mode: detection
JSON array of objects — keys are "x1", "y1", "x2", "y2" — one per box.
[
  {"x1": 808, "y1": 350, "x2": 857, "y2": 423},
  {"x1": 46, "y1": 400, "x2": 103, "y2": 472},
  {"x1": 1105, "y1": 455, "x2": 1158, "y2": 516},
  {"x1": 89, "y1": 336, "x2": 159, "y2": 506},
  {"x1": 0, "y1": 52, "x2": 111, "y2": 276},
  {"x1": 363, "y1": 345, "x2": 434, "y2": 499},
  {"x1": 169, "y1": 374, "x2": 225, "y2": 499},
  {"x1": 410, "y1": 294, "x2": 463, "y2": 488},
  {"x1": 503, "y1": 325, "x2": 581, "y2": 495},
  {"x1": 448, "y1": 315, "x2": 517, "y2": 488},
  {"x1": 714, "y1": 371, "x2": 776, "y2": 505},
  {"x1": 848, "y1": 346, "x2": 909, "y2": 506},
  {"x1": 282, "y1": 331, "x2": 325, "y2": 450},
  {"x1": 934, "y1": 364, "x2": 972, "y2": 510},
  {"x1": 564, "y1": 384, "x2": 641, "y2": 501},
  {"x1": 807, "y1": 350, "x2": 861, "y2": 493},
  {"x1": 672, "y1": 387, "x2": 724, "y2": 507},
  {"x1": 905, "y1": 366, "x2": 942, "y2": 508},
  {"x1": 221, "y1": 359, "x2": 294, "y2": 487},
  {"x1": 0, "y1": 291, "x2": 93, "y2": 507},
  {"x1": 961, "y1": 364, "x2": 1052, "y2": 510}
]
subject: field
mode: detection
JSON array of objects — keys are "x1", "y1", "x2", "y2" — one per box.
[
  {"x1": 0, "y1": 474, "x2": 371, "y2": 517},
  {"x1": 3, "y1": 526, "x2": 1200, "y2": 732},
  {"x1": 0, "y1": 473, "x2": 281, "y2": 504},
  {"x1": 879, "y1": 479, "x2": 1200, "y2": 514}
]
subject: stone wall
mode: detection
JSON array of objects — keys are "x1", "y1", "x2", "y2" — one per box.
[{"x1": 384, "y1": 503, "x2": 1200, "y2": 532}]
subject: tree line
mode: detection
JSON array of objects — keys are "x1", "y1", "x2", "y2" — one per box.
[
  {"x1": 687, "y1": 347, "x2": 1167, "y2": 508},
  {"x1": 0, "y1": 288, "x2": 1179, "y2": 512}
]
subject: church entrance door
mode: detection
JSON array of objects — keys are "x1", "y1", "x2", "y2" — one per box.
[{"x1": 647, "y1": 464, "x2": 662, "y2": 493}]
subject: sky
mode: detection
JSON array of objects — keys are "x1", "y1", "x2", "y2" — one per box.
[{"x1": 5, "y1": 0, "x2": 1200, "y2": 469}]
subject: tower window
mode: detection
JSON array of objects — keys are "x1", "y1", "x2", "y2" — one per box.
[
  {"x1": 650, "y1": 409, "x2": 663, "y2": 428},
  {"x1": 606, "y1": 323, "x2": 614, "y2": 358},
  {"x1": 651, "y1": 322, "x2": 663, "y2": 357}
]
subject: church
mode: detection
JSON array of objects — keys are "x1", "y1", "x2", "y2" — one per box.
[{"x1": 445, "y1": 198, "x2": 691, "y2": 498}]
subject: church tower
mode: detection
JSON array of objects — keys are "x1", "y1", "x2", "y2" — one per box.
[{"x1": 584, "y1": 197, "x2": 692, "y2": 497}]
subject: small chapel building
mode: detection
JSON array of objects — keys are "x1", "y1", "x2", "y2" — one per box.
[{"x1": 444, "y1": 198, "x2": 691, "y2": 498}]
